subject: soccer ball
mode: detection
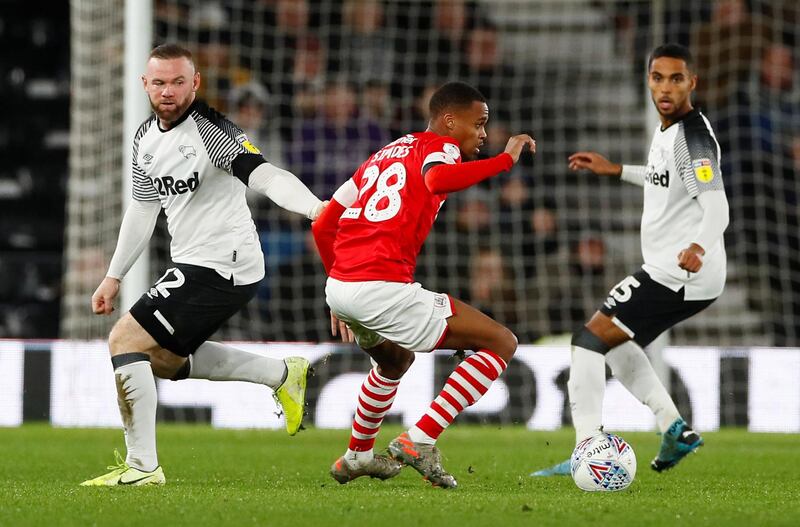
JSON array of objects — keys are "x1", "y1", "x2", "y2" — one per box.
[{"x1": 570, "y1": 432, "x2": 637, "y2": 492}]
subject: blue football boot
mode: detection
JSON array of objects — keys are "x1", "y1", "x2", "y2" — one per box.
[
  {"x1": 651, "y1": 418, "x2": 704, "y2": 472},
  {"x1": 530, "y1": 458, "x2": 571, "y2": 477}
]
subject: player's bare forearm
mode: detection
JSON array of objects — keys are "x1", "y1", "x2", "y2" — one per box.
[{"x1": 568, "y1": 151, "x2": 622, "y2": 177}]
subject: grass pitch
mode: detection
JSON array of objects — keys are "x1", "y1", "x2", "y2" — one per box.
[{"x1": 1, "y1": 425, "x2": 797, "y2": 527}]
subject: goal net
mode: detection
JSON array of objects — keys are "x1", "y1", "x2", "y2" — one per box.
[
  {"x1": 62, "y1": 0, "x2": 125, "y2": 339},
  {"x1": 64, "y1": 0, "x2": 799, "y2": 348}
]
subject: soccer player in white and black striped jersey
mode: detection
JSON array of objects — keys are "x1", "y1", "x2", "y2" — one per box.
[
  {"x1": 81, "y1": 44, "x2": 326, "y2": 486},
  {"x1": 532, "y1": 44, "x2": 730, "y2": 478}
]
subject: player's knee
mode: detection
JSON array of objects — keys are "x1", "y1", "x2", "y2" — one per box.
[
  {"x1": 385, "y1": 345, "x2": 414, "y2": 376},
  {"x1": 571, "y1": 326, "x2": 610, "y2": 355},
  {"x1": 494, "y1": 327, "x2": 518, "y2": 361},
  {"x1": 108, "y1": 314, "x2": 155, "y2": 357},
  {"x1": 372, "y1": 343, "x2": 414, "y2": 379},
  {"x1": 151, "y1": 361, "x2": 183, "y2": 380},
  {"x1": 107, "y1": 318, "x2": 131, "y2": 356},
  {"x1": 396, "y1": 349, "x2": 415, "y2": 376}
]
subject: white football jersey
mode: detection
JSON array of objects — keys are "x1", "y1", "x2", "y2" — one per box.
[
  {"x1": 637, "y1": 109, "x2": 726, "y2": 300},
  {"x1": 132, "y1": 101, "x2": 266, "y2": 285}
]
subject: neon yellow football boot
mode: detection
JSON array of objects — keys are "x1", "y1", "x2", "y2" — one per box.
[
  {"x1": 273, "y1": 357, "x2": 312, "y2": 436},
  {"x1": 80, "y1": 450, "x2": 165, "y2": 486}
]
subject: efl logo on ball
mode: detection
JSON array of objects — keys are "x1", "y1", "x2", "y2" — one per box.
[{"x1": 570, "y1": 433, "x2": 637, "y2": 492}]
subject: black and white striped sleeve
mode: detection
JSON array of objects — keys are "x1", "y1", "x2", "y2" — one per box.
[
  {"x1": 131, "y1": 117, "x2": 159, "y2": 201},
  {"x1": 675, "y1": 115, "x2": 725, "y2": 198},
  {"x1": 193, "y1": 106, "x2": 266, "y2": 183}
]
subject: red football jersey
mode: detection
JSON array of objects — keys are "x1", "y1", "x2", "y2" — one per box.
[{"x1": 329, "y1": 131, "x2": 461, "y2": 283}]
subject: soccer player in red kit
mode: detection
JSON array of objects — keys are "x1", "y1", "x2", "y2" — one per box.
[{"x1": 312, "y1": 82, "x2": 535, "y2": 488}]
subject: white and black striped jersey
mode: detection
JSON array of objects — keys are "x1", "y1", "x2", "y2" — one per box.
[
  {"x1": 132, "y1": 100, "x2": 268, "y2": 285},
  {"x1": 634, "y1": 109, "x2": 727, "y2": 300}
]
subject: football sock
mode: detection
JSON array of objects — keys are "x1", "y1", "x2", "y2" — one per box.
[
  {"x1": 189, "y1": 341, "x2": 287, "y2": 389},
  {"x1": 346, "y1": 367, "x2": 400, "y2": 463},
  {"x1": 409, "y1": 349, "x2": 507, "y2": 444},
  {"x1": 112, "y1": 353, "x2": 159, "y2": 472},
  {"x1": 567, "y1": 345, "x2": 607, "y2": 444},
  {"x1": 605, "y1": 341, "x2": 681, "y2": 433}
]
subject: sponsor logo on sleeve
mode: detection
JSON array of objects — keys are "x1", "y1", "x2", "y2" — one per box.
[
  {"x1": 692, "y1": 158, "x2": 714, "y2": 182},
  {"x1": 236, "y1": 134, "x2": 261, "y2": 154}
]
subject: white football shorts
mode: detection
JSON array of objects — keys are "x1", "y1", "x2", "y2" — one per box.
[{"x1": 325, "y1": 278, "x2": 454, "y2": 352}]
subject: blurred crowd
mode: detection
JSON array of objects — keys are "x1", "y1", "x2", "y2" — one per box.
[
  {"x1": 147, "y1": 0, "x2": 800, "y2": 343},
  {"x1": 4, "y1": 1, "x2": 798, "y2": 344},
  {"x1": 690, "y1": 0, "x2": 800, "y2": 343},
  {"x1": 153, "y1": 0, "x2": 564, "y2": 342}
]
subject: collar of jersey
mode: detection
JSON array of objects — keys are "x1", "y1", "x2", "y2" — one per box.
[
  {"x1": 659, "y1": 107, "x2": 699, "y2": 132},
  {"x1": 156, "y1": 99, "x2": 199, "y2": 133}
]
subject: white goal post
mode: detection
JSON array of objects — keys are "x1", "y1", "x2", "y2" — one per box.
[{"x1": 120, "y1": 0, "x2": 153, "y2": 312}]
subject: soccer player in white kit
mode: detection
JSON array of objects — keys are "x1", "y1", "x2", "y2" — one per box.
[
  {"x1": 533, "y1": 44, "x2": 730, "y2": 477},
  {"x1": 81, "y1": 44, "x2": 326, "y2": 486}
]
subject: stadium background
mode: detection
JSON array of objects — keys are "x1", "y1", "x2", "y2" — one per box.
[{"x1": 0, "y1": 0, "x2": 799, "y2": 432}]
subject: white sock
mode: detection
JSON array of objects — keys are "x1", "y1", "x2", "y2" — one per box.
[
  {"x1": 189, "y1": 341, "x2": 287, "y2": 389},
  {"x1": 567, "y1": 345, "x2": 606, "y2": 444},
  {"x1": 114, "y1": 357, "x2": 159, "y2": 472},
  {"x1": 606, "y1": 341, "x2": 681, "y2": 433},
  {"x1": 344, "y1": 448, "x2": 374, "y2": 467},
  {"x1": 408, "y1": 426, "x2": 435, "y2": 445}
]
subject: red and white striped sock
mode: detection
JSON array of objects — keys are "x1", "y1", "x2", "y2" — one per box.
[
  {"x1": 346, "y1": 368, "x2": 400, "y2": 461},
  {"x1": 409, "y1": 350, "x2": 507, "y2": 444}
]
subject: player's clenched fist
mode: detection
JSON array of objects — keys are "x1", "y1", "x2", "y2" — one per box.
[
  {"x1": 677, "y1": 243, "x2": 705, "y2": 273},
  {"x1": 504, "y1": 134, "x2": 536, "y2": 163},
  {"x1": 91, "y1": 277, "x2": 121, "y2": 315}
]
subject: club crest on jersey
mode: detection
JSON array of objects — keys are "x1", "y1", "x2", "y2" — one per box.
[
  {"x1": 235, "y1": 134, "x2": 261, "y2": 154},
  {"x1": 692, "y1": 159, "x2": 714, "y2": 182},
  {"x1": 442, "y1": 143, "x2": 460, "y2": 161},
  {"x1": 179, "y1": 145, "x2": 196, "y2": 159}
]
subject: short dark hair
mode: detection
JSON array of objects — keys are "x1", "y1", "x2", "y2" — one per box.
[
  {"x1": 149, "y1": 43, "x2": 194, "y2": 67},
  {"x1": 648, "y1": 43, "x2": 693, "y2": 71},
  {"x1": 429, "y1": 82, "x2": 486, "y2": 117}
]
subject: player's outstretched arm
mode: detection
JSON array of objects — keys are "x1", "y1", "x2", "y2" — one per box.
[
  {"x1": 425, "y1": 134, "x2": 535, "y2": 194},
  {"x1": 92, "y1": 199, "x2": 161, "y2": 315},
  {"x1": 247, "y1": 163, "x2": 326, "y2": 220},
  {"x1": 568, "y1": 152, "x2": 623, "y2": 177}
]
